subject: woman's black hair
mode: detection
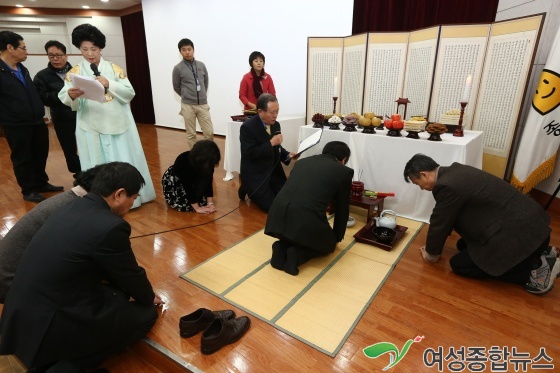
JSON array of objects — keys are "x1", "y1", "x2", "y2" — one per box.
[
  {"x1": 249, "y1": 51, "x2": 265, "y2": 66},
  {"x1": 189, "y1": 140, "x2": 221, "y2": 173},
  {"x1": 71, "y1": 24, "x2": 106, "y2": 49}
]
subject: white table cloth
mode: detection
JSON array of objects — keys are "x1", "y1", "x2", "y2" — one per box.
[
  {"x1": 298, "y1": 125, "x2": 484, "y2": 222},
  {"x1": 223, "y1": 116, "x2": 305, "y2": 180}
]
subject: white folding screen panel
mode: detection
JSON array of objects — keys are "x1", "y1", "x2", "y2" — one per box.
[
  {"x1": 363, "y1": 33, "x2": 408, "y2": 117},
  {"x1": 429, "y1": 25, "x2": 490, "y2": 128},
  {"x1": 401, "y1": 27, "x2": 440, "y2": 119},
  {"x1": 340, "y1": 34, "x2": 367, "y2": 115},
  {"x1": 306, "y1": 38, "x2": 344, "y2": 124}
]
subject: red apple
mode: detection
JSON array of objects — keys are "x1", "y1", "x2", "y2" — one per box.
[
  {"x1": 391, "y1": 114, "x2": 401, "y2": 121},
  {"x1": 384, "y1": 119, "x2": 393, "y2": 129},
  {"x1": 392, "y1": 120, "x2": 404, "y2": 129}
]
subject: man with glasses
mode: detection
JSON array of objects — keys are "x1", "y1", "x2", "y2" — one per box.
[
  {"x1": 239, "y1": 93, "x2": 296, "y2": 212},
  {"x1": 34, "y1": 40, "x2": 81, "y2": 178},
  {"x1": 0, "y1": 31, "x2": 63, "y2": 203}
]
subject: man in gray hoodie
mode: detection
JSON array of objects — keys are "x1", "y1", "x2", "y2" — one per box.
[{"x1": 172, "y1": 38, "x2": 214, "y2": 149}]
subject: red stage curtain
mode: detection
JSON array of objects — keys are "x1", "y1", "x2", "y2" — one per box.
[
  {"x1": 352, "y1": 0, "x2": 500, "y2": 34},
  {"x1": 121, "y1": 11, "x2": 155, "y2": 124}
]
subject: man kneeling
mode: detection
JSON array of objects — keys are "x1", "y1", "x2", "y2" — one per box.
[
  {"x1": 264, "y1": 141, "x2": 354, "y2": 275},
  {"x1": 0, "y1": 162, "x2": 163, "y2": 372}
]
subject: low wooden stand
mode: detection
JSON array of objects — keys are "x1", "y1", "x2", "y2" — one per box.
[{"x1": 349, "y1": 193, "x2": 385, "y2": 222}]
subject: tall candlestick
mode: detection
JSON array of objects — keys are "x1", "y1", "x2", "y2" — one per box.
[
  {"x1": 333, "y1": 76, "x2": 338, "y2": 97},
  {"x1": 461, "y1": 74, "x2": 472, "y2": 102}
]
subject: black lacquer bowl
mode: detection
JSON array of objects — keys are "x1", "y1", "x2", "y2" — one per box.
[{"x1": 372, "y1": 226, "x2": 397, "y2": 243}]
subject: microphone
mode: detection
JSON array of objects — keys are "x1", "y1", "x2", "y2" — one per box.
[
  {"x1": 275, "y1": 130, "x2": 281, "y2": 154},
  {"x1": 90, "y1": 63, "x2": 100, "y2": 77}
]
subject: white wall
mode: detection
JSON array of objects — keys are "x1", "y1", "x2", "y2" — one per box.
[
  {"x1": 142, "y1": 0, "x2": 354, "y2": 136},
  {"x1": 497, "y1": 0, "x2": 560, "y2": 197},
  {"x1": 0, "y1": 14, "x2": 126, "y2": 78}
]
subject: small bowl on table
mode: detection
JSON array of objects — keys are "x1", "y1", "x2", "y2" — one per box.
[{"x1": 372, "y1": 226, "x2": 396, "y2": 243}]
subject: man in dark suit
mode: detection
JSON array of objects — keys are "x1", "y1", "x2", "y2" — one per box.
[
  {"x1": 265, "y1": 141, "x2": 354, "y2": 275},
  {"x1": 0, "y1": 31, "x2": 63, "y2": 203},
  {"x1": 404, "y1": 153, "x2": 557, "y2": 295},
  {"x1": 33, "y1": 40, "x2": 81, "y2": 178},
  {"x1": 239, "y1": 93, "x2": 296, "y2": 212},
  {"x1": 0, "y1": 162, "x2": 163, "y2": 372}
]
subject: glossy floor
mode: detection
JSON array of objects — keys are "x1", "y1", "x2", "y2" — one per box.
[{"x1": 0, "y1": 124, "x2": 559, "y2": 372}]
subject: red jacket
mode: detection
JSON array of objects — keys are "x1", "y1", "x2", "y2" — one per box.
[{"x1": 239, "y1": 71, "x2": 276, "y2": 110}]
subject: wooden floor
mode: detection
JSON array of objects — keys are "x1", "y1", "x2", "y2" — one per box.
[{"x1": 1, "y1": 124, "x2": 559, "y2": 372}]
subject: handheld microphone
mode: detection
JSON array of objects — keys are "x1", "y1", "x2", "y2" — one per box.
[
  {"x1": 275, "y1": 130, "x2": 281, "y2": 154},
  {"x1": 90, "y1": 63, "x2": 100, "y2": 77}
]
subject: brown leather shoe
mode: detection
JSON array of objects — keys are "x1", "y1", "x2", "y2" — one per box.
[
  {"x1": 179, "y1": 308, "x2": 235, "y2": 338},
  {"x1": 201, "y1": 316, "x2": 251, "y2": 354}
]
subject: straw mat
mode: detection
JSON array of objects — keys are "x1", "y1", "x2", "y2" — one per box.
[{"x1": 181, "y1": 208, "x2": 423, "y2": 356}]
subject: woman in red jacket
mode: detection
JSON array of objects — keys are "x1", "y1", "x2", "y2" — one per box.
[{"x1": 239, "y1": 51, "x2": 276, "y2": 110}]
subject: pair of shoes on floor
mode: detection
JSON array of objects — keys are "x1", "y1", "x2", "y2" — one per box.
[
  {"x1": 23, "y1": 191, "x2": 46, "y2": 203},
  {"x1": 179, "y1": 308, "x2": 251, "y2": 354},
  {"x1": 38, "y1": 183, "x2": 64, "y2": 193},
  {"x1": 525, "y1": 254, "x2": 560, "y2": 294}
]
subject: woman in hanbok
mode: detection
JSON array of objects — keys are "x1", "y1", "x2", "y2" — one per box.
[{"x1": 59, "y1": 23, "x2": 155, "y2": 208}]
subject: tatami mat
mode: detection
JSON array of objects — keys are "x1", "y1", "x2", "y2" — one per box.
[{"x1": 181, "y1": 208, "x2": 423, "y2": 356}]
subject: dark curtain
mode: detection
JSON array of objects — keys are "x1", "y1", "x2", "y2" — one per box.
[
  {"x1": 353, "y1": 0, "x2": 500, "y2": 34},
  {"x1": 121, "y1": 11, "x2": 155, "y2": 124}
]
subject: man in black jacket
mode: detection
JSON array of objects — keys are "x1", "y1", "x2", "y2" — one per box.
[
  {"x1": 33, "y1": 40, "x2": 81, "y2": 177},
  {"x1": 0, "y1": 31, "x2": 63, "y2": 203},
  {"x1": 239, "y1": 94, "x2": 296, "y2": 212},
  {"x1": 0, "y1": 162, "x2": 162, "y2": 372}
]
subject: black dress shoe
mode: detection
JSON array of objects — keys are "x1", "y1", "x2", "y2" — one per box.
[
  {"x1": 38, "y1": 183, "x2": 64, "y2": 193},
  {"x1": 238, "y1": 185, "x2": 247, "y2": 201},
  {"x1": 179, "y1": 308, "x2": 235, "y2": 338},
  {"x1": 23, "y1": 192, "x2": 46, "y2": 203},
  {"x1": 201, "y1": 316, "x2": 251, "y2": 354}
]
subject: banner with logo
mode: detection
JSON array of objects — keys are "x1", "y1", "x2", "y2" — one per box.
[{"x1": 511, "y1": 27, "x2": 560, "y2": 193}]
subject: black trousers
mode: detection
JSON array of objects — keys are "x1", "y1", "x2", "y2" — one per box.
[
  {"x1": 247, "y1": 177, "x2": 285, "y2": 213},
  {"x1": 51, "y1": 113, "x2": 80, "y2": 174},
  {"x1": 449, "y1": 237, "x2": 550, "y2": 285},
  {"x1": 3, "y1": 124, "x2": 49, "y2": 195}
]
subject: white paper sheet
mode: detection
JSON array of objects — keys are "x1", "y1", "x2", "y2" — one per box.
[
  {"x1": 296, "y1": 128, "x2": 322, "y2": 155},
  {"x1": 70, "y1": 74, "x2": 105, "y2": 103}
]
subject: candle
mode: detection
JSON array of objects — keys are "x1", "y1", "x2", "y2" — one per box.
[
  {"x1": 461, "y1": 74, "x2": 472, "y2": 102},
  {"x1": 333, "y1": 76, "x2": 338, "y2": 97}
]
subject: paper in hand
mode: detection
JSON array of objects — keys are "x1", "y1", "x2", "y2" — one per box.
[
  {"x1": 296, "y1": 128, "x2": 323, "y2": 155},
  {"x1": 70, "y1": 73, "x2": 105, "y2": 103}
]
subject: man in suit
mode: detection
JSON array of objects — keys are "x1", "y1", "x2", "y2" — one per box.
[
  {"x1": 265, "y1": 141, "x2": 354, "y2": 275},
  {"x1": 33, "y1": 40, "x2": 81, "y2": 178},
  {"x1": 0, "y1": 31, "x2": 63, "y2": 203},
  {"x1": 0, "y1": 162, "x2": 163, "y2": 372},
  {"x1": 0, "y1": 164, "x2": 104, "y2": 303},
  {"x1": 404, "y1": 153, "x2": 558, "y2": 295},
  {"x1": 239, "y1": 93, "x2": 296, "y2": 212}
]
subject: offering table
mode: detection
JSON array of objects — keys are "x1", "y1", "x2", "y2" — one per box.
[{"x1": 298, "y1": 125, "x2": 484, "y2": 222}]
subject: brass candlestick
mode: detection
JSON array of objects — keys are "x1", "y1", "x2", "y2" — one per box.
[
  {"x1": 332, "y1": 97, "x2": 338, "y2": 114},
  {"x1": 454, "y1": 101, "x2": 467, "y2": 137}
]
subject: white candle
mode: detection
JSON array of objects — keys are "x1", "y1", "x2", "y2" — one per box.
[
  {"x1": 461, "y1": 74, "x2": 472, "y2": 102},
  {"x1": 333, "y1": 76, "x2": 338, "y2": 97}
]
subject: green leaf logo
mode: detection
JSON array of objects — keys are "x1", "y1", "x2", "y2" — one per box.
[{"x1": 363, "y1": 335, "x2": 424, "y2": 370}]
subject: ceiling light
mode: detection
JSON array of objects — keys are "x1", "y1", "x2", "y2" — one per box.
[
  {"x1": 82, "y1": 5, "x2": 90, "y2": 8},
  {"x1": 101, "y1": 0, "x2": 109, "y2": 2},
  {"x1": 15, "y1": 4, "x2": 24, "y2": 7}
]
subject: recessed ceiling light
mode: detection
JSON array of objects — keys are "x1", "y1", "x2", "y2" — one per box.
[
  {"x1": 82, "y1": 5, "x2": 90, "y2": 8},
  {"x1": 101, "y1": 0, "x2": 109, "y2": 2},
  {"x1": 15, "y1": 4, "x2": 24, "y2": 7}
]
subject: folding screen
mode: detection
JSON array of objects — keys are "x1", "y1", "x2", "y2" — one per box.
[
  {"x1": 472, "y1": 15, "x2": 544, "y2": 178},
  {"x1": 306, "y1": 14, "x2": 544, "y2": 178}
]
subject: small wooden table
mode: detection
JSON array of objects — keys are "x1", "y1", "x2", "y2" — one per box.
[{"x1": 349, "y1": 193, "x2": 385, "y2": 222}]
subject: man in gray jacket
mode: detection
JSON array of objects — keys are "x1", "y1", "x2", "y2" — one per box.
[
  {"x1": 172, "y1": 38, "x2": 214, "y2": 149},
  {"x1": 404, "y1": 153, "x2": 557, "y2": 295}
]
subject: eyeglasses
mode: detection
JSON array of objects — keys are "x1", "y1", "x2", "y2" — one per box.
[
  {"x1": 47, "y1": 54, "x2": 65, "y2": 59},
  {"x1": 16, "y1": 46, "x2": 27, "y2": 51}
]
